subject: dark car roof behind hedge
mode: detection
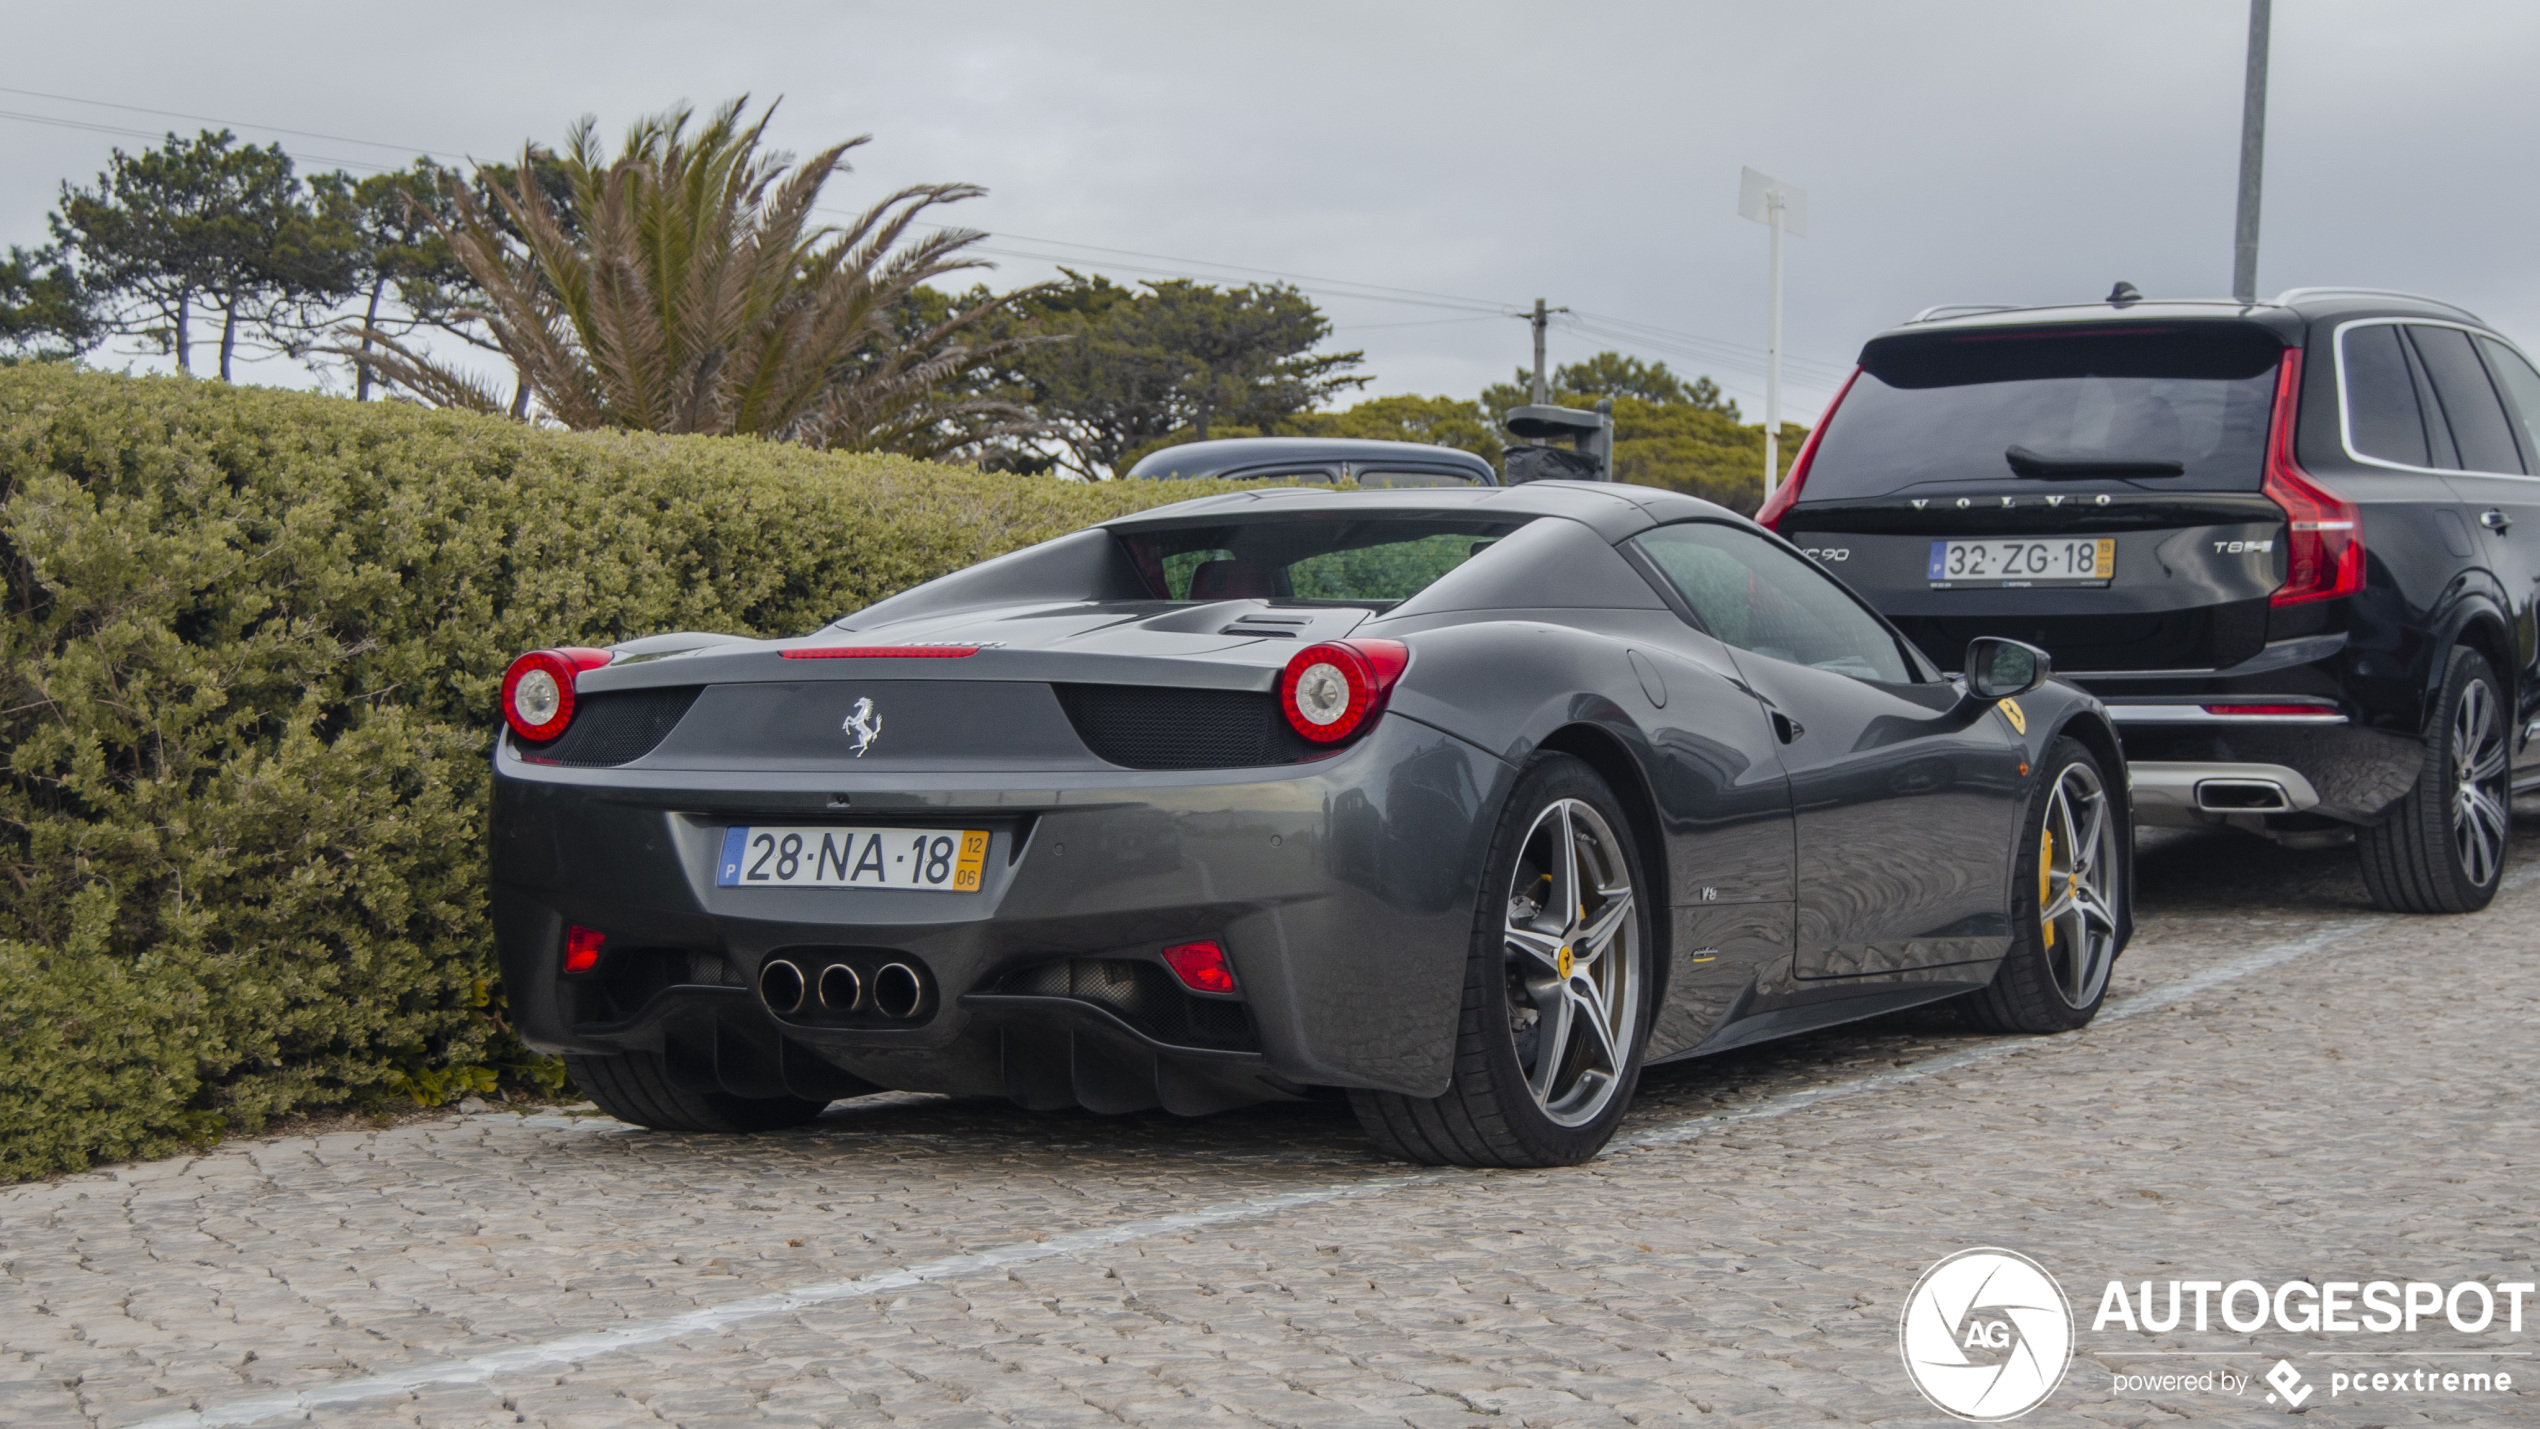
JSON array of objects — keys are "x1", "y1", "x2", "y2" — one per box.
[{"x1": 1124, "y1": 436, "x2": 1497, "y2": 482}]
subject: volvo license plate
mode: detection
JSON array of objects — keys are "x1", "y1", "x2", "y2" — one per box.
[
  {"x1": 1928, "y1": 537, "x2": 2115, "y2": 588},
  {"x1": 717, "y1": 826, "x2": 989, "y2": 891}
]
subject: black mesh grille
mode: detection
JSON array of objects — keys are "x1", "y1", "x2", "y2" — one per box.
[
  {"x1": 1056, "y1": 684, "x2": 1317, "y2": 770},
  {"x1": 574, "y1": 945, "x2": 727, "y2": 1026},
  {"x1": 518, "y1": 686, "x2": 702, "y2": 767},
  {"x1": 995, "y1": 957, "x2": 1258, "y2": 1051}
]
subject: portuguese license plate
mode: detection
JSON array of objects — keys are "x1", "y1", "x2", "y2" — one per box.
[
  {"x1": 1928, "y1": 537, "x2": 2115, "y2": 588},
  {"x1": 717, "y1": 826, "x2": 989, "y2": 892}
]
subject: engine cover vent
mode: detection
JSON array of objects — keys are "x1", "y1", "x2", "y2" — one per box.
[
  {"x1": 1055, "y1": 684, "x2": 1317, "y2": 770},
  {"x1": 516, "y1": 686, "x2": 702, "y2": 767}
]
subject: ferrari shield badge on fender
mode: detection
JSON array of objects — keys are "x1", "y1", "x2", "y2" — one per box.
[
  {"x1": 842, "y1": 696, "x2": 883, "y2": 756},
  {"x1": 1996, "y1": 697, "x2": 2027, "y2": 735}
]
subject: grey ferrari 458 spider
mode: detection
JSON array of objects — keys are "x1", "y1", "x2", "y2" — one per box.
[{"x1": 492, "y1": 481, "x2": 2131, "y2": 1166}]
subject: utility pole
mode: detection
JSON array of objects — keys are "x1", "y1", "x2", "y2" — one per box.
[
  {"x1": 1505, "y1": 298, "x2": 1606, "y2": 484},
  {"x1": 2233, "y1": 0, "x2": 2271, "y2": 304},
  {"x1": 1524, "y1": 298, "x2": 1569, "y2": 403},
  {"x1": 1739, "y1": 168, "x2": 1809, "y2": 500}
]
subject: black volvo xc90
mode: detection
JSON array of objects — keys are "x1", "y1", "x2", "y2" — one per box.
[{"x1": 1762, "y1": 287, "x2": 2540, "y2": 912}]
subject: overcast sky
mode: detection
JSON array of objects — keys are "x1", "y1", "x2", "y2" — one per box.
[{"x1": 7, "y1": 0, "x2": 2536, "y2": 422}]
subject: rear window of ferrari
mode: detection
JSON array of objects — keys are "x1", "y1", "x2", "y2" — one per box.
[
  {"x1": 1804, "y1": 322, "x2": 2286, "y2": 500},
  {"x1": 1120, "y1": 517, "x2": 1531, "y2": 605}
]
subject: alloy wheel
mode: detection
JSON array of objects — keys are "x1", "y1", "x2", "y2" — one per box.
[
  {"x1": 1502, "y1": 798, "x2": 1640, "y2": 1127},
  {"x1": 2039, "y1": 762, "x2": 2120, "y2": 1010},
  {"x1": 2451, "y1": 676, "x2": 2509, "y2": 887}
]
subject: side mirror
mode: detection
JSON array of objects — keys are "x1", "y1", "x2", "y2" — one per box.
[{"x1": 1963, "y1": 636, "x2": 2052, "y2": 701}]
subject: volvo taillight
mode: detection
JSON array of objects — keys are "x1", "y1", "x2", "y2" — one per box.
[
  {"x1": 1754, "y1": 366, "x2": 1862, "y2": 532},
  {"x1": 2261, "y1": 349, "x2": 2363, "y2": 606},
  {"x1": 1279, "y1": 639, "x2": 1410, "y2": 743},
  {"x1": 501, "y1": 646, "x2": 612, "y2": 742}
]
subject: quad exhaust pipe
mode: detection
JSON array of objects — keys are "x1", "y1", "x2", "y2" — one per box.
[
  {"x1": 757, "y1": 957, "x2": 925, "y2": 1020},
  {"x1": 757, "y1": 958, "x2": 807, "y2": 1014},
  {"x1": 817, "y1": 963, "x2": 864, "y2": 1013},
  {"x1": 873, "y1": 963, "x2": 924, "y2": 1020}
]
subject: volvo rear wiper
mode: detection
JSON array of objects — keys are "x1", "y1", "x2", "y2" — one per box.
[{"x1": 2004, "y1": 444, "x2": 2185, "y2": 478}]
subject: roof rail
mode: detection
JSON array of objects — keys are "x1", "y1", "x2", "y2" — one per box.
[
  {"x1": 2272, "y1": 287, "x2": 2486, "y2": 324},
  {"x1": 1905, "y1": 303, "x2": 2023, "y2": 324}
]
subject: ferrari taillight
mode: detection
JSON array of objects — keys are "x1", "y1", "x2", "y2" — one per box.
[
  {"x1": 563, "y1": 925, "x2": 606, "y2": 974},
  {"x1": 1279, "y1": 640, "x2": 1410, "y2": 743},
  {"x1": 1160, "y1": 940, "x2": 1236, "y2": 994},
  {"x1": 501, "y1": 646, "x2": 612, "y2": 742},
  {"x1": 2261, "y1": 349, "x2": 2364, "y2": 607}
]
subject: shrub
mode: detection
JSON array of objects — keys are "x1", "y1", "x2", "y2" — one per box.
[{"x1": 0, "y1": 366, "x2": 1208, "y2": 1178}]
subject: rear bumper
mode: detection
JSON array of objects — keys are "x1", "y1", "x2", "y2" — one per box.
[
  {"x1": 491, "y1": 712, "x2": 1512, "y2": 1106},
  {"x1": 2127, "y1": 760, "x2": 2324, "y2": 824},
  {"x1": 2106, "y1": 713, "x2": 2421, "y2": 825},
  {"x1": 2063, "y1": 631, "x2": 2428, "y2": 826}
]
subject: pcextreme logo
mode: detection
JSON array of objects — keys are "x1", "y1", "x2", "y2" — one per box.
[{"x1": 1900, "y1": 1248, "x2": 2074, "y2": 1421}]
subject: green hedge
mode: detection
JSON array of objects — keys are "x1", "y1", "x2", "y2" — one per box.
[{"x1": 0, "y1": 366, "x2": 1212, "y2": 1179}]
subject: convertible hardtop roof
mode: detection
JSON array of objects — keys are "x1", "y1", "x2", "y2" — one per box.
[{"x1": 1101, "y1": 479, "x2": 1736, "y2": 544}]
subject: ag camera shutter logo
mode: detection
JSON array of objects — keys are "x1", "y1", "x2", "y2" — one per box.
[{"x1": 1900, "y1": 1248, "x2": 2074, "y2": 1421}]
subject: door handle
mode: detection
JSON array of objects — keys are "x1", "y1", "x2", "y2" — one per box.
[
  {"x1": 1771, "y1": 710, "x2": 1805, "y2": 744},
  {"x1": 2483, "y1": 508, "x2": 2513, "y2": 532}
]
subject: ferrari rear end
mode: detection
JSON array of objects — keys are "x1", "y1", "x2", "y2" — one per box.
[{"x1": 490, "y1": 513, "x2": 1522, "y2": 1121}]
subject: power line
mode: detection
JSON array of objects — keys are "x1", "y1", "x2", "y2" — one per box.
[
  {"x1": 967, "y1": 241, "x2": 1515, "y2": 317},
  {"x1": 1329, "y1": 315, "x2": 1513, "y2": 332},
  {"x1": 0, "y1": 84, "x2": 461, "y2": 160},
  {"x1": 0, "y1": 82, "x2": 1854, "y2": 389},
  {"x1": 966, "y1": 234, "x2": 1852, "y2": 382},
  {"x1": 956, "y1": 225, "x2": 1849, "y2": 377},
  {"x1": 1560, "y1": 313, "x2": 1849, "y2": 387},
  {"x1": 0, "y1": 109, "x2": 405, "y2": 174},
  {"x1": 921, "y1": 222, "x2": 1523, "y2": 315},
  {"x1": 1563, "y1": 308, "x2": 1852, "y2": 384}
]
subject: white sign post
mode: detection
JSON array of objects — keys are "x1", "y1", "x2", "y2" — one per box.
[{"x1": 1738, "y1": 168, "x2": 1808, "y2": 500}]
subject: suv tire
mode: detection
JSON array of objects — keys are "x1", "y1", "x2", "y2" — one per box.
[
  {"x1": 2359, "y1": 647, "x2": 2509, "y2": 914},
  {"x1": 566, "y1": 1051, "x2": 831, "y2": 1133},
  {"x1": 1350, "y1": 755, "x2": 1653, "y2": 1167}
]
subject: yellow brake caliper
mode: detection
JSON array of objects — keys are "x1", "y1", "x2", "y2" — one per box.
[{"x1": 2039, "y1": 824, "x2": 2056, "y2": 948}]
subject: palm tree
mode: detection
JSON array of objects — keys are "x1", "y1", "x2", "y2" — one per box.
[{"x1": 345, "y1": 99, "x2": 1043, "y2": 458}]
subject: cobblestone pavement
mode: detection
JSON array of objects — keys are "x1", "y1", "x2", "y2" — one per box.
[{"x1": 6, "y1": 817, "x2": 2539, "y2": 1428}]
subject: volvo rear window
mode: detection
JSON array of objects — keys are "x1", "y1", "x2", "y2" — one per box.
[
  {"x1": 1120, "y1": 517, "x2": 1527, "y2": 606},
  {"x1": 1803, "y1": 323, "x2": 2286, "y2": 499}
]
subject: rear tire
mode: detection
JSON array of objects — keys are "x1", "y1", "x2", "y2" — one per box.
[
  {"x1": 2359, "y1": 647, "x2": 2508, "y2": 914},
  {"x1": 1350, "y1": 755, "x2": 1653, "y2": 1167},
  {"x1": 565, "y1": 1051, "x2": 830, "y2": 1133},
  {"x1": 1962, "y1": 737, "x2": 2125, "y2": 1034}
]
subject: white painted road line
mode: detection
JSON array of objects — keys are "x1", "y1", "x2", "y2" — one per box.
[
  {"x1": 133, "y1": 1180, "x2": 1446, "y2": 1429},
  {"x1": 132, "y1": 902, "x2": 2453, "y2": 1429},
  {"x1": 1616, "y1": 913, "x2": 2396, "y2": 1154}
]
